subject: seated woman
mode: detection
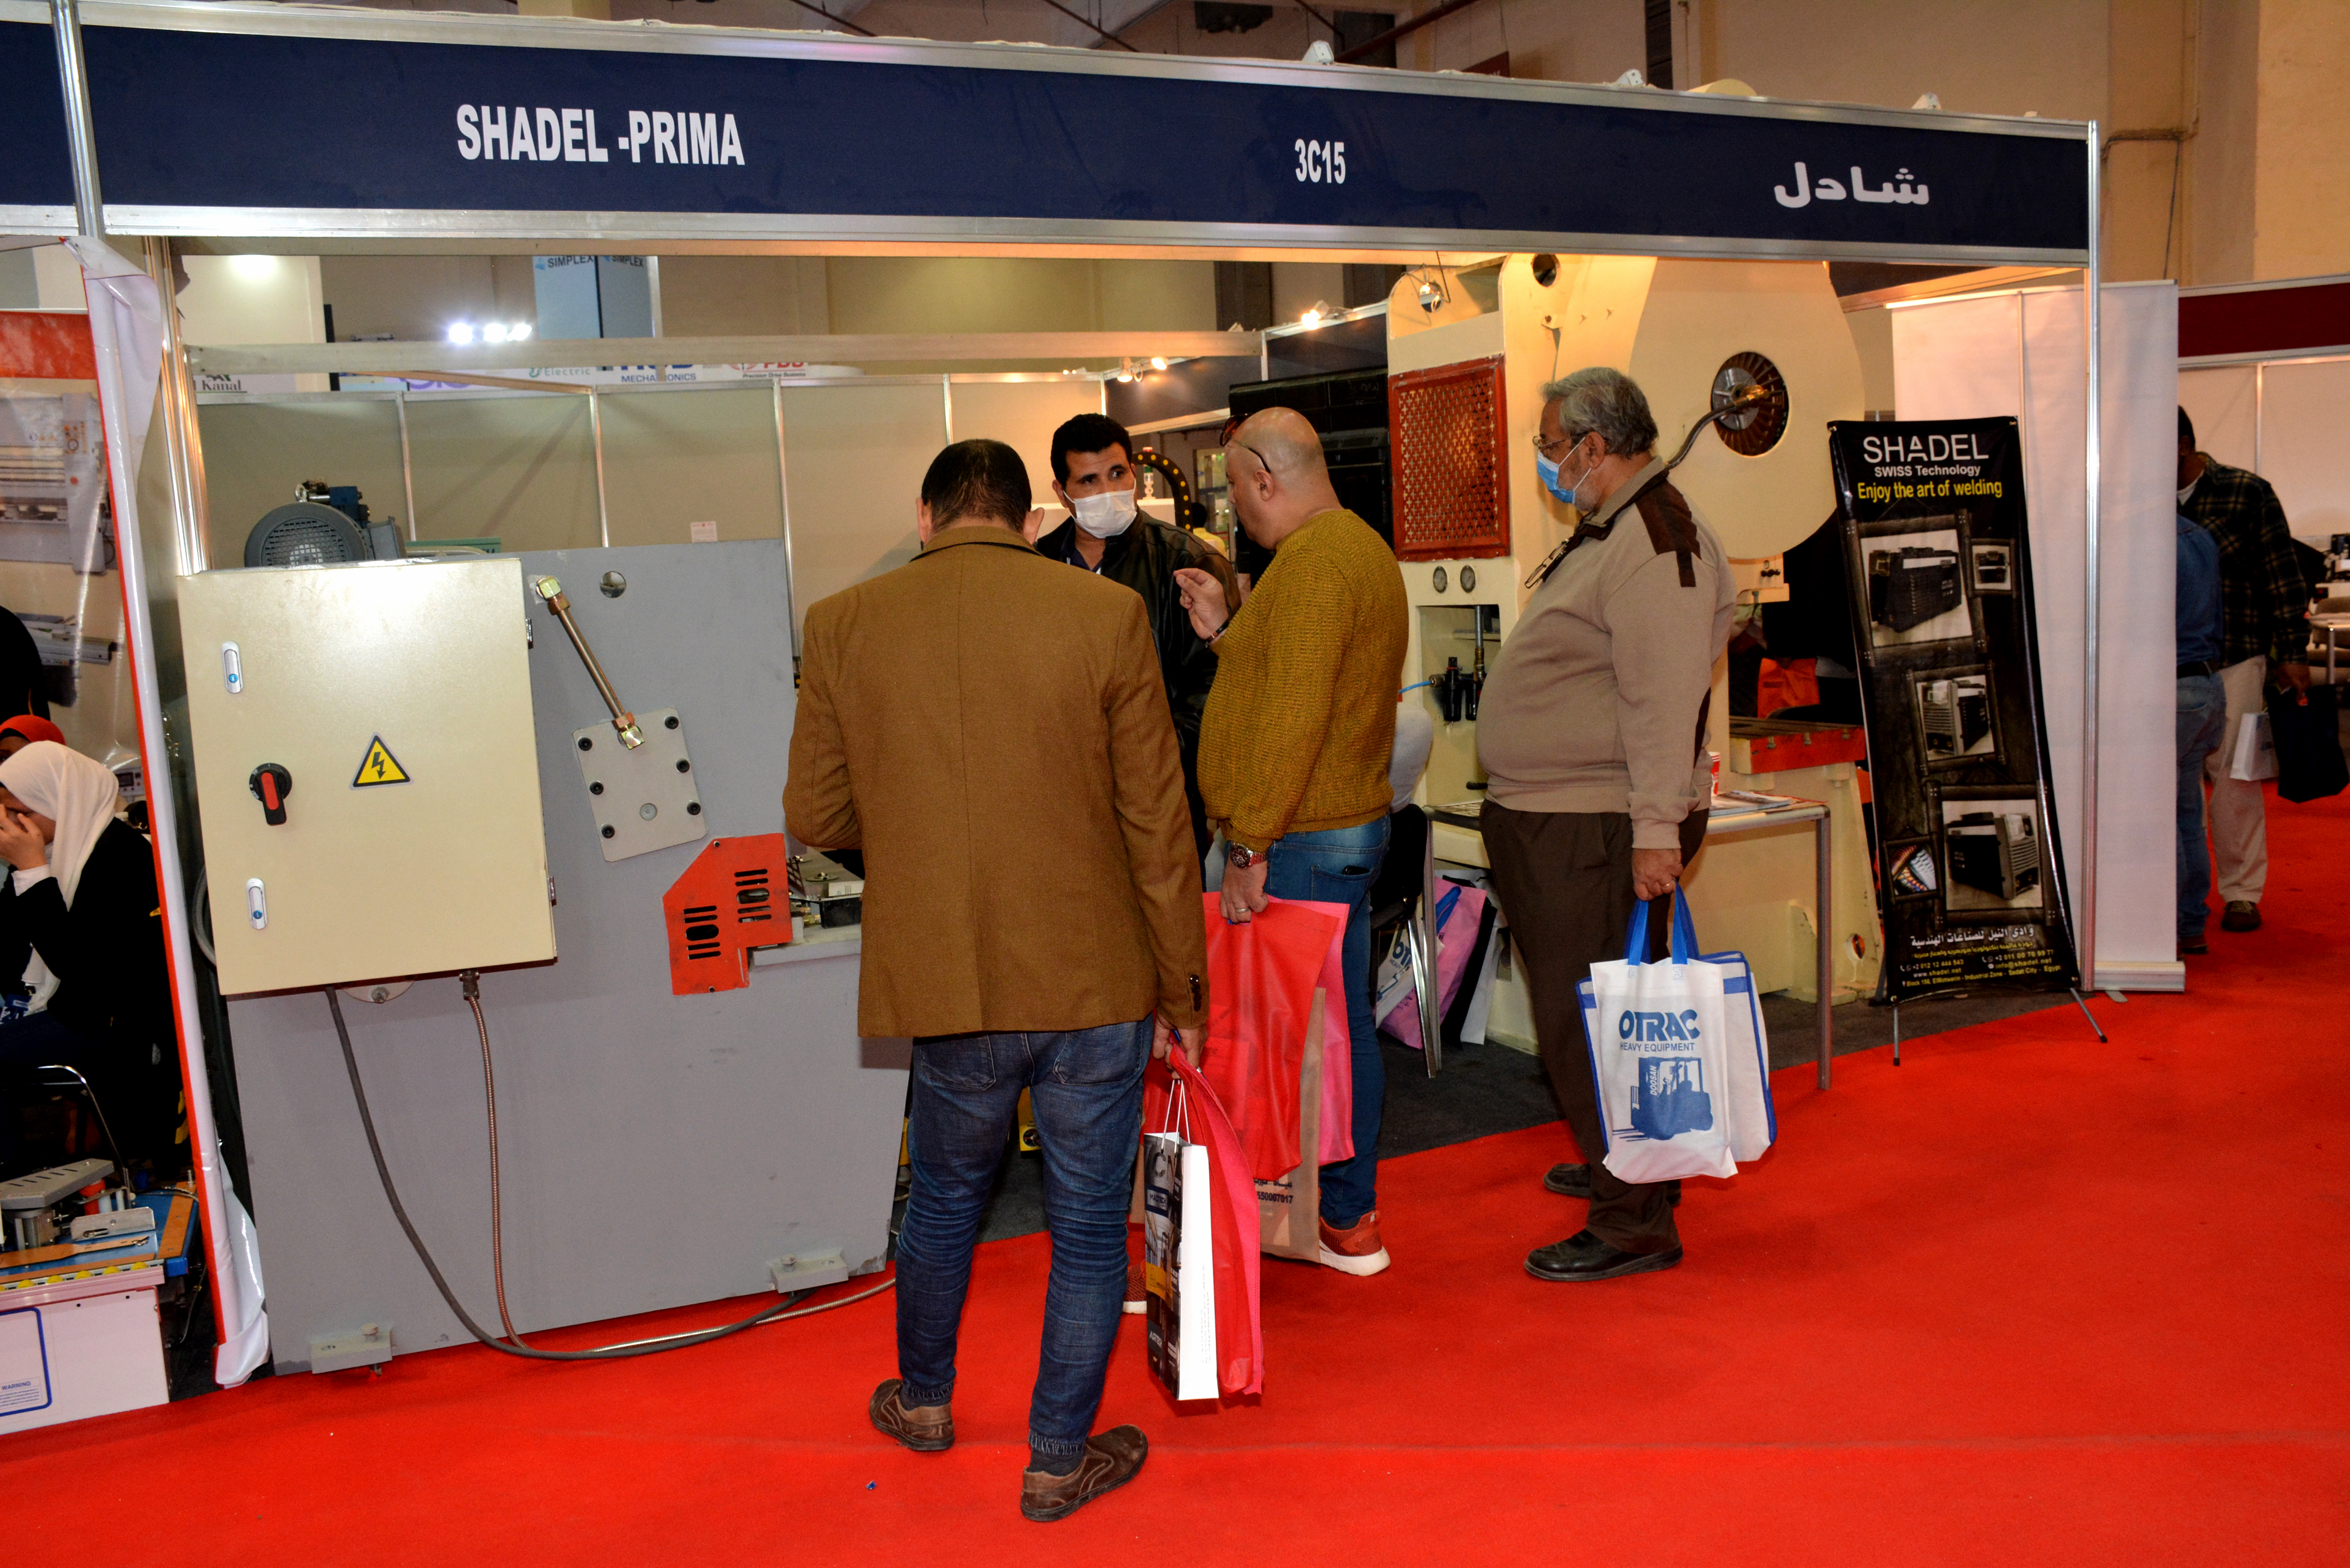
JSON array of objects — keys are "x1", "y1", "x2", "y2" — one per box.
[
  {"x1": 0, "y1": 741, "x2": 177, "y2": 1176},
  {"x1": 0, "y1": 714, "x2": 66, "y2": 758}
]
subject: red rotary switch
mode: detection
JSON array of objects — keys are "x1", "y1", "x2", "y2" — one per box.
[{"x1": 249, "y1": 764, "x2": 294, "y2": 826}]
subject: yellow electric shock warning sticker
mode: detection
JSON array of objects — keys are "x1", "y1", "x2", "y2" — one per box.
[{"x1": 351, "y1": 735, "x2": 410, "y2": 788}]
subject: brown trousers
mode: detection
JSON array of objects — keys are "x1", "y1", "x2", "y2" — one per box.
[{"x1": 1479, "y1": 800, "x2": 1710, "y2": 1253}]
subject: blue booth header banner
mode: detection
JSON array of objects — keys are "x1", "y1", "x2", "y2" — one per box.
[{"x1": 8, "y1": 6, "x2": 2091, "y2": 261}]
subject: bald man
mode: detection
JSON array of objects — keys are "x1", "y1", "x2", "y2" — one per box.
[{"x1": 1175, "y1": 408, "x2": 1408, "y2": 1276}]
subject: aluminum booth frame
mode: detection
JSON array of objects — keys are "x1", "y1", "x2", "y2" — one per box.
[{"x1": 7, "y1": 0, "x2": 2104, "y2": 1384}]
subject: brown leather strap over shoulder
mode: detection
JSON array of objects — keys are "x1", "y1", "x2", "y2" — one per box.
[{"x1": 1634, "y1": 480, "x2": 1700, "y2": 589}]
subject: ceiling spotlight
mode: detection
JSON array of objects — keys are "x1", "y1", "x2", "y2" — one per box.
[
  {"x1": 1299, "y1": 303, "x2": 1329, "y2": 326},
  {"x1": 1150, "y1": 356, "x2": 1169, "y2": 371},
  {"x1": 446, "y1": 322, "x2": 476, "y2": 345},
  {"x1": 482, "y1": 322, "x2": 510, "y2": 343},
  {"x1": 509, "y1": 322, "x2": 532, "y2": 341},
  {"x1": 1115, "y1": 356, "x2": 1136, "y2": 383},
  {"x1": 1416, "y1": 274, "x2": 1448, "y2": 313}
]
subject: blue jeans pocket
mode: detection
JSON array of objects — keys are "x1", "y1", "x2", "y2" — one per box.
[
  {"x1": 1046, "y1": 1023, "x2": 1147, "y2": 1087},
  {"x1": 915, "y1": 1036, "x2": 997, "y2": 1091}
]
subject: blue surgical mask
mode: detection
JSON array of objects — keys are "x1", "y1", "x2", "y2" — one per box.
[
  {"x1": 1536, "y1": 451, "x2": 1574, "y2": 505},
  {"x1": 1537, "y1": 443, "x2": 1593, "y2": 509}
]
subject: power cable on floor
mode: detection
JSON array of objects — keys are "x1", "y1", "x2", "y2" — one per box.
[{"x1": 327, "y1": 986, "x2": 892, "y2": 1362}]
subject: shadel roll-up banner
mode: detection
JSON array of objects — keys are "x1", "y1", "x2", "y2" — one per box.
[{"x1": 1828, "y1": 418, "x2": 2081, "y2": 1002}]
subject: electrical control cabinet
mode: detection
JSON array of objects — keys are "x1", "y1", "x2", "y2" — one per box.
[{"x1": 179, "y1": 558, "x2": 556, "y2": 994}]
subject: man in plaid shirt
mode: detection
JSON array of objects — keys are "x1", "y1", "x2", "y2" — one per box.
[{"x1": 2177, "y1": 406, "x2": 2312, "y2": 934}]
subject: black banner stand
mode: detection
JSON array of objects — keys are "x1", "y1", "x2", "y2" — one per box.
[{"x1": 1828, "y1": 418, "x2": 2103, "y2": 1054}]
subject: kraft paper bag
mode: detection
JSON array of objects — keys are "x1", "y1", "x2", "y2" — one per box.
[{"x1": 1252, "y1": 986, "x2": 1326, "y2": 1263}]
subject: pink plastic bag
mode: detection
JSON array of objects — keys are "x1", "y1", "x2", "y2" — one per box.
[{"x1": 1376, "y1": 881, "x2": 1487, "y2": 1052}]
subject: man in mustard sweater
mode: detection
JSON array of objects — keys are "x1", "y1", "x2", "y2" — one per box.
[{"x1": 1176, "y1": 407, "x2": 1408, "y2": 1276}]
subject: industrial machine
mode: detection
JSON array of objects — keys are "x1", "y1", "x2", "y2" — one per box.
[
  {"x1": 1870, "y1": 544, "x2": 1965, "y2": 633},
  {"x1": 1384, "y1": 252, "x2": 1883, "y2": 1019},
  {"x1": 1946, "y1": 810, "x2": 2041, "y2": 902},
  {"x1": 178, "y1": 536, "x2": 898, "y2": 1375}
]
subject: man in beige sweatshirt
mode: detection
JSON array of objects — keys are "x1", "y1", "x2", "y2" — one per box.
[{"x1": 1477, "y1": 367, "x2": 1735, "y2": 1283}]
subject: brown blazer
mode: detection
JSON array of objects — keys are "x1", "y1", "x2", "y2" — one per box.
[{"x1": 785, "y1": 524, "x2": 1207, "y2": 1039}]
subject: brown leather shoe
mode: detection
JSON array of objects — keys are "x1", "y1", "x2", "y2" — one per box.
[
  {"x1": 869, "y1": 1378, "x2": 953, "y2": 1452},
  {"x1": 2220, "y1": 901, "x2": 2261, "y2": 932},
  {"x1": 1020, "y1": 1426, "x2": 1148, "y2": 1523}
]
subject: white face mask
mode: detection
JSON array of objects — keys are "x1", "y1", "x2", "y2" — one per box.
[{"x1": 1069, "y1": 487, "x2": 1138, "y2": 539}]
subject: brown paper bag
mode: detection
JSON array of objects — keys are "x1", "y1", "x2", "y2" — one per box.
[{"x1": 1253, "y1": 986, "x2": 1327, "y2": 1263}]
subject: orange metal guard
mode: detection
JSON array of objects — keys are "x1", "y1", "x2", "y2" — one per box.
[{"x1": 663, "y1": 834, "x2": 791, "y2": 995}]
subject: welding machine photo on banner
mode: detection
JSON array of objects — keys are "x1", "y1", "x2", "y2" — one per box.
[{"x1": 1827, "y1": 418, "x2": 2082, "y2": 1003}]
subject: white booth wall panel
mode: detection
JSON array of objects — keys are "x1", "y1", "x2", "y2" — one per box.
[
  {"x1": 946, "y1": 379, "x2": 1104, "y2": 517},
  {"x1": 403, "y1": 393, "x2": 601, "y2": 552},
  {"x1": 597, "y1": 385, "x2": 785, "y2": 548},
  {"x1": 195, "y1": 399, "x2": 411, "y2": 561},
  {"x1": 2177, "y1": 364, "x2": 2256, "y2": 474},
  {"x1": 781, "y1": 383, "x2": 944, "y2": 636},
  {"x1": 1893, "y1": 283, "x2": 2180, "y2": 989},
  {"x1": 2253, "y1": 358, "x2": 2350, "y2": 547}
]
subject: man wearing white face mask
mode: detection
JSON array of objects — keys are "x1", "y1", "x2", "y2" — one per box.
[{"x1": 1035, "y1": 414, "x2": 1237, "y2": 856}]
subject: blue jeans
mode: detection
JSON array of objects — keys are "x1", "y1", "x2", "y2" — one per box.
[
  {"x1": 895, "y1": 1018, "x2": 1150, "y2": 1462},
  {"x1": 1263, "y1": 816, "x2": 1390, "y2": 1228},
  {"x1": 2178, "y1": 672, "x2": 2227, "y2": 939}
]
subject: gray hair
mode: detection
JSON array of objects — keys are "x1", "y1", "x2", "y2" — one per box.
[{"x1": 1538, "y1": 367, "x2": 1657, "y2": 458}]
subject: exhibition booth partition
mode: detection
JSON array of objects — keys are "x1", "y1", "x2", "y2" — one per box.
[{"x1": 0, "y1": 0, "x2": 2160, "y2": 1420}]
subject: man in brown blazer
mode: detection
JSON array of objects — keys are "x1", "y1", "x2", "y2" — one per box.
[{"x1": 784, "y1": 438, "x2": 1206, "y2": 1525}]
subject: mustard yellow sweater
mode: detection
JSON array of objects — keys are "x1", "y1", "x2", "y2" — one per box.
[{"x1": 1197, "y1": 508, "x2": 1408, "y2": 851}]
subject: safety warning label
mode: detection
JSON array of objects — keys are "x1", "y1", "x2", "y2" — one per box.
[{"x1": 351, "y1": 735, "x2": 410, "y2": 788}]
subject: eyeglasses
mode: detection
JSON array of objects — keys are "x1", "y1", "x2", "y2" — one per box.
[{"x1": 1530, "y1": 432, "x2": 1580, "y2": 460}]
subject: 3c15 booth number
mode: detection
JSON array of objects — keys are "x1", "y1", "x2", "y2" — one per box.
[{"x1": 1294, "y1": 139, "x2": 1347, "y2": 184}]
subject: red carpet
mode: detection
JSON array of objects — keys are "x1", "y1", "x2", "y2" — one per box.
[{"x1": 9, "y1": 790, "x2": 2346, "y2": 1565}]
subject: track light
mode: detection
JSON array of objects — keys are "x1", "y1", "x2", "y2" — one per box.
[
  {"x1": 446, "y1": 322, "x2": 476, "y2": 345},
  {"x1": 1150, "y1": 356, "x2": 1169, "y2": 371}
]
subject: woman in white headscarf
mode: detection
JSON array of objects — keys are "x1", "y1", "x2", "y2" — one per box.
[{"x1": 0, "y1": 741, "x2": 177, "y2": 1172}]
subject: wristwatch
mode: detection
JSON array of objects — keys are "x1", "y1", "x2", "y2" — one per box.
[{"x1": 1225, "y1": 842, "x2": 1268, "y2": 869}]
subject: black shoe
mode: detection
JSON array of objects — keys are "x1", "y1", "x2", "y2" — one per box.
[
  {"x1": 1525, "y1": 1229, "x2": 1684, "y2": 1283},
  {"x1": 2179, "y1": 933, "x2": 2208, "y2": 954},
  {"x1": 1542, "y1": 1162, "x2": 1680, "y2": 1206},
  {"x1": 2220, "y1": 901, "x2": 2261, "y2": 932}
]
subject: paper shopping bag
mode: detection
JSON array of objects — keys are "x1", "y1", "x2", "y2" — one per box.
[
  {"x1": 1168, "y1": 1055, "x2": 1264, "y2": 1396},
  {"x1": 1576, "y1": 890, "x2": 1736, "y2": 1184},
  {"x1": 1252, "y1": 985, "x2": 1324, "y2": 1263},
  {"x1": 2230, "y1": 710, "x2": 2278, "y2": 781},
  {"x1": 1142, "y1": 1125, "x2": 1216, "y2": 1401}
]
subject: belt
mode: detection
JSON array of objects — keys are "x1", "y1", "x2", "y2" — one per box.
[{"x1": 2177, "y1": 660, "x2": 2219, "y2": 679}]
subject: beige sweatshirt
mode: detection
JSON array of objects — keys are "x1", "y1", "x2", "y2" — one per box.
[{"x1": 1477, "y1": 462, "x2": 1736, "y2": 848}]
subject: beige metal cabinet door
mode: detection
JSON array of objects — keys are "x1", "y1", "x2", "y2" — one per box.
[{"x1": 180, "y1": 558, "x2": 555, "y2": 994}]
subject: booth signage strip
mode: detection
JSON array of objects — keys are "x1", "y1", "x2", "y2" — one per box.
[{"x1": 1, "y1": 6, "x2": 2088, "y2": 257}]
